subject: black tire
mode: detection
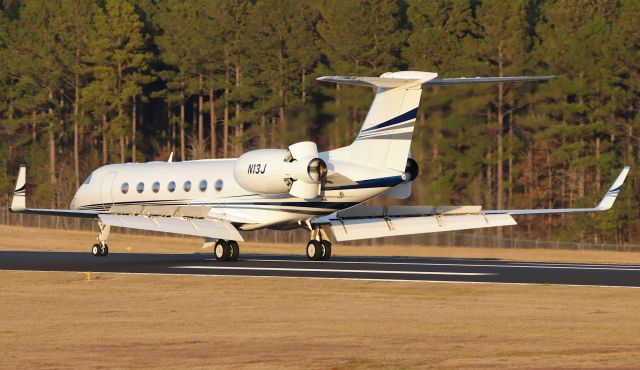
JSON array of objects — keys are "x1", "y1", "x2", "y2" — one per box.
[
  {"x1": 306, "y1": 240, "x2": 322, "y2": 261},
  {"x1": 101, "y1": 244, "x2": 109, "y2": 257},
  {"x1": 214, "y1": 240, "x2": 230, "y2": 261},
  {"x1": 92, "y1": 243, "x2": 101, "y2": 257},
  {"x1": 228, "y1": 241, "x2": 240, "y2": 261},
  {"x1": 320, "y1": 241, "x2": 332, "y2": 260}
]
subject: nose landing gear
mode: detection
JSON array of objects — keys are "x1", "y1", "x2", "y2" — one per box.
[{"x1": 91, "y1": 221, "x2": 110, "y2": 257}]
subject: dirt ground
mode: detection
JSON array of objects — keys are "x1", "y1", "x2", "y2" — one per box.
[{"x1": 2, "y1": 225, "x2": 640, "y2": 369}]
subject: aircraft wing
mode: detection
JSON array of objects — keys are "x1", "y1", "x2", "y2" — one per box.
[
  {"x1": 483, "y1": 166, "x2": 629, "y2": 215},
  {"x1": 315, "y1": 205, "x2": 516, "y2": 242},
  {"x1": 316, "y1": 167, "x2": 629, "y2": 242},
  {"x1": 98, "y1": 214, "x2": 243, "y2": 241}
]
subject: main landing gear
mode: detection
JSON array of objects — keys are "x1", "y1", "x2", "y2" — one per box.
[
  {"x1": 306, "y1": 240, "x2": 332, "y2": 261},
  {"x1": 306, "y1": 227, "x2": 332, "y2": 261},
  {"x1": 214, "y1": 240, "x2": 240, "y2": 261},
  {"x1": 91, "y1": 221, "x2": 111, "y2": 257},
  {"x1": 91, "y1": 242, "x2": 109, "y2": 257}
]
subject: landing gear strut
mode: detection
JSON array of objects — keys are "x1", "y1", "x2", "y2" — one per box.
[
  {"x1": 214, "y1": 240, "x2": 240, "y2": 261},
  {"x1": 306, "y1": 227, "x2": 332, "y2": 261},
  {"x1": 92, "y1": 221, "x2": 110, "y2": 257}
]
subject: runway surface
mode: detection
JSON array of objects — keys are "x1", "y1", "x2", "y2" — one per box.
[{"x1": 1, "y1": 251, "x2": 640, "y2": 287}]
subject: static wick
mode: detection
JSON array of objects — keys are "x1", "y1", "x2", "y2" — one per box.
[{"x1": 85, "y1": 271, "x2": 91, "y2": 281}]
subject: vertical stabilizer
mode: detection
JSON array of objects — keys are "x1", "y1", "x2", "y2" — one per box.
[{"x1": 319, "y1": 71, "x2": 437, "y2": 172}]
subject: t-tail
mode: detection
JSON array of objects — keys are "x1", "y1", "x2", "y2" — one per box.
[{"x1": 318, "y1": 71, "x2": 554, "y2": 172}]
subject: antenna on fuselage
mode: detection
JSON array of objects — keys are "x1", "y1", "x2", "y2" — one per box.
[{"x1": 168, "y1": 152, "x2": 173, "y2": 163}]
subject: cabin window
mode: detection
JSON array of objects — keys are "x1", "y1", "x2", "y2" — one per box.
[
  {"x1": 199, "y1": 180, "x2": 207, "y2": 192},
  {"x1": 137, "y1": 182, "x2": 144, "y2": 193},
  {"x1": 215, "y1": 179, "x2": 223, "y2": 191},
  {"x1": 152, "y1": 182, "x2": 160, "y2": 193},
  {"x1": 83, "y1": 174, "x2": 93, "y2": 185},
  {"x1": 168, "y1": 181, "x2": 176, "y2": 192},
  {"x1": 121, "y1": 182, "x2": 129, "y2": 194},
  {"x1": 183, "y1": 180, "x2": 192, "y2": 192}
]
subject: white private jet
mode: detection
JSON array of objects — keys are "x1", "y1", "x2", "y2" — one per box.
[{"x1": 9, "y1": 71, "x2": 630, "y2": 261}]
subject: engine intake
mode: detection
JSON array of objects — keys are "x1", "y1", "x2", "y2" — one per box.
[{"x1": 233, "y1": 142, "x2": 327, "y2": 199}]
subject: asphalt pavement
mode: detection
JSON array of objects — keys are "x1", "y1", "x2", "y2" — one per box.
[{"x1": 2, "y1": 250, "x2": 640, "y2": 288}]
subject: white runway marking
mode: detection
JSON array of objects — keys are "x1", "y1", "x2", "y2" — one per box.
[
  {"x1": 4, "y1": 269, "x2": 640, "y2": 289},
  {"x1": 236, "y1": 259, "x2": 640, "y2": 272},
  {"x1": 172, "y1": 265, "x2": 496, "y2": 276}
]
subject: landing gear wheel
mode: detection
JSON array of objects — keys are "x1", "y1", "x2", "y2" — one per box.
[
  {"x1": 214, "y1": 240, "x2": 230, "y2": 261},
  {"x1": 228, "y1": 241, "x2": 240, "y2": 261},
  {"x1": 91, "y1": 243, "x2": 101, "y2": 257},
  {"x1": 101, "y1": 244, "x2": 109, "y2": 257},
  {"x1": 306, "y1": 240, "x2": 323, "y2": 261},
  {"x1": 320, "y1": 241, "x2": 332, "y2": 260}
]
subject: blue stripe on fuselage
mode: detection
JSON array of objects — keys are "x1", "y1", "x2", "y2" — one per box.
[{"x1": 325, "y1": 175, "x2": 403, "y2": 190}]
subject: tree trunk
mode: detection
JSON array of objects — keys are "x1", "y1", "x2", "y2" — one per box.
[
  {"x1": 234, "y1": 64, "x2": 241, "y2": 156},
  {"x1": 74, "y1": 73, "x2": 80, "y2": 189},
  {"x1": 119, "y1": 136, "x2": 125, "y2": 163},
  {"x1": 223, "y1": 67, "x2": 229, "y2": 157},
  {"x1": 132, "y1": 95, "x2": 137, "y2": 162},
  {"x1": 48, "y1": 90, "x2": 56, "y2": 209},
  {"x1": 301, "y1": 66, "x2": 306, "y2": 103},
  {"x1": 595, "y1": 135, "x2": 601, "y2": 191},
  {"x1": 102, "y1": 113, "x2": 108, "y2": 164},
  {"x1": 180, "y1": 93, "x2": 186, "y2": 161},
  {"x1": 496, "y1": 41, "x2": 505, "y2": 211},
  {"x1": 169, "y1": 101, "x2": 176, "y2": 156},
  {"x1": 209, "y1": 88, "x2": 216, "y2": 158},
  {"x1": 199, "y1": 74, "x2": 204, "y2": 150}
]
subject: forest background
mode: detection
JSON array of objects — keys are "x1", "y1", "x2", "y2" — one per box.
[{"x1": 0, "y1": 0, "x2": 638, "y2": 245}]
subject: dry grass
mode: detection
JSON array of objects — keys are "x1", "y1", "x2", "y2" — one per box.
[
  {"x1": 1, "y1": 271, "x2": 640, "y2": 369},
  {"x1": 2, "y1": 225, "x2": 640, "y2": 368},
  {"x1": 2, "y1": 224, "x2": 640, "y2": 264}
]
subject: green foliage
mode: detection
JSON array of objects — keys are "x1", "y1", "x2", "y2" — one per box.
[{"x1": 0, "y1": 0, "x2": 639, "y2": 244}]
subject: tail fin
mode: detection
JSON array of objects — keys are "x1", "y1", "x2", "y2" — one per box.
[
  {"x1": 319, "y1": 71, "x2": 435, "y2": 172},
  {"x1": 318, "y1": 71, "x2": 553, "y2": 172}
]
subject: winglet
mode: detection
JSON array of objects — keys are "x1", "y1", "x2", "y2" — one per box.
[
  {"x1": 594, "y1": 166, "x2": 630, "y2": 211},
  {"x1": 10, "y1": 165, "x2": 27, "y2": 212}
]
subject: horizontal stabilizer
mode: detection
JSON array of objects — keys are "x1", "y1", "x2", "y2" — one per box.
[
  {"x1": 423, "y1": 75, "x2": 553, "y2": 87},
  {"x1": 318, "y1": 72, "x2": 553, "y2": 89}
]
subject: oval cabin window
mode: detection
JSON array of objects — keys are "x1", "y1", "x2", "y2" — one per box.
[
  {"x1": 136, "y1": 182, "x2": 144, "y2": 193},
  {"x1": 199, "y1": 180, "x2": 207, "y2": 192},
  {"x1": 168, "y1": 181, "x2": 176, "y2": 192},
  {"x1": 152, "y1": 181, "x2": 160, "y2": 193},
  {"x1": 121, "y1": 182, "x2": 129, "y2": 194},
  {"x1": 183, "y1": 180, "x2": 192, "y2": 192},
  {"x1": 215, "y1": 179, "x2": 223, "y2": 192}
]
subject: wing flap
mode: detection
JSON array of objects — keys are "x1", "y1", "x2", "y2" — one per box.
[
  {"x1": 99, "y1": 214, "x2": 244, "y2": 241},
  {"x1": 328, "y1": 214, "x2": 516, "y2": 242}
]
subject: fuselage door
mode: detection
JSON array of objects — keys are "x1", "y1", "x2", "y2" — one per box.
[{"x1": 100, "y1": 172, "x2": 117, "y2": 209}]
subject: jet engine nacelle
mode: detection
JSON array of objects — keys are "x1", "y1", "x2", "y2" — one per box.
[{"x1": 233, "y1": 142, "x2": 327, "y2": 199}]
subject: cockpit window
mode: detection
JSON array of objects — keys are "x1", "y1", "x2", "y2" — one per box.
[{"x1": 83, "y1": 174, "x2": 93, "y2": 185}]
